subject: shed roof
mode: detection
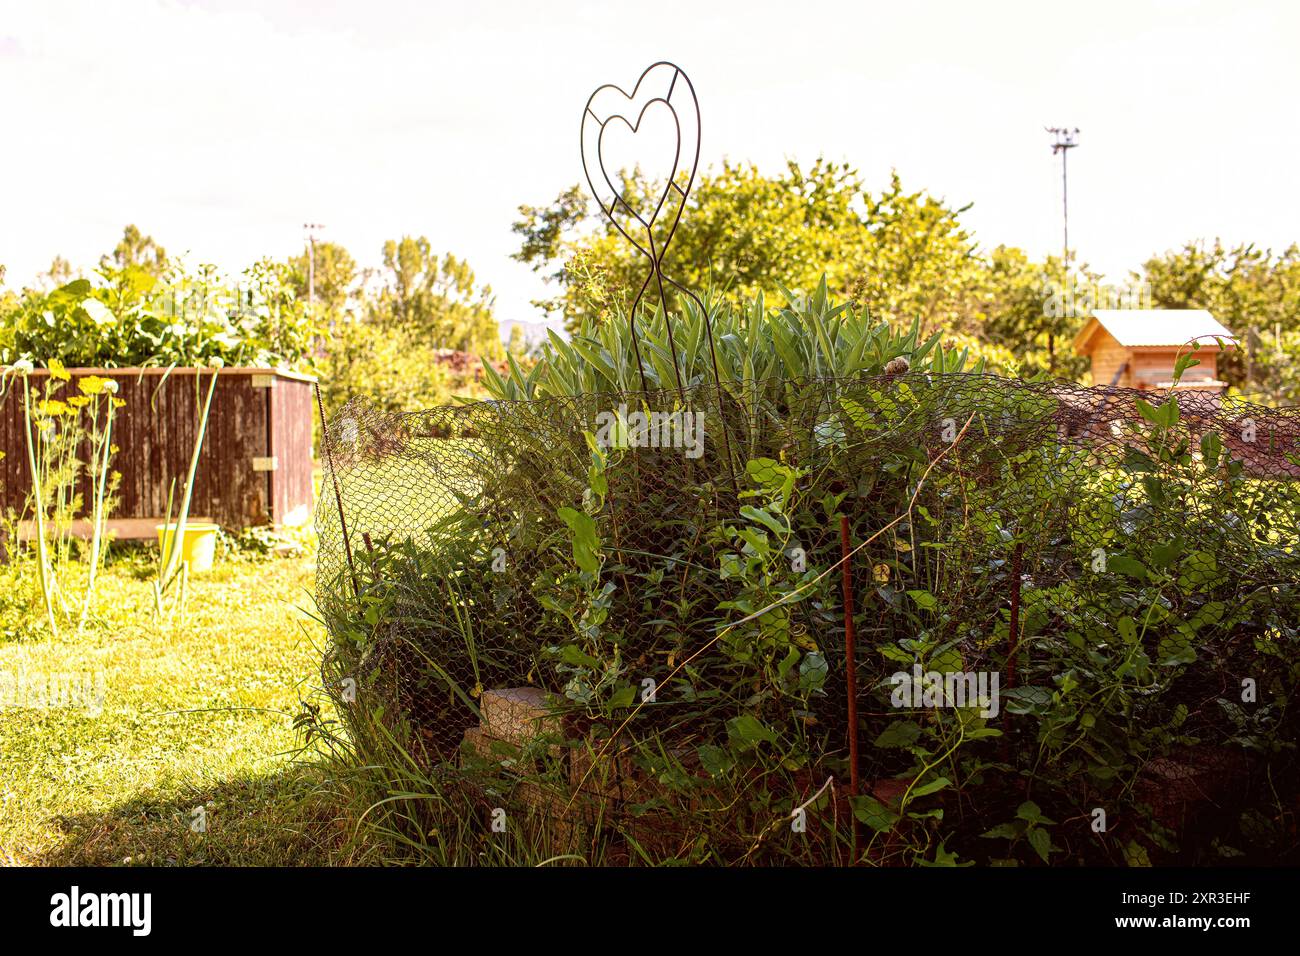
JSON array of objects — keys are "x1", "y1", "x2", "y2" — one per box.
[{"x1": 1074, "y1": 309, "x2": 1237, "y2": 353}]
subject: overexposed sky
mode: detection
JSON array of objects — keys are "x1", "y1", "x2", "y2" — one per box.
[{"x1": 1, "y1": 0, "x2": 1298, "y2": 325}]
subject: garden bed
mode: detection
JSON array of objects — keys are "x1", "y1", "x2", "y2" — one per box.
[
  {"x1": 313, "y1": 293, "x2": 1300, "y2": 865},
  {"x1": 2, "y1": 366, "x2": 316, "y2": 535}
]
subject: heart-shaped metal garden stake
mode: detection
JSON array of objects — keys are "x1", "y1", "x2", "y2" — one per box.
[{"x1": 580, "y1": 61, "x2": 724, "y2": 399}]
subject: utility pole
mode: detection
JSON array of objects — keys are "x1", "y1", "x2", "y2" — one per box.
[
  {"x1": 1046, "y1": 128, "x2": 1079, "y2": 266},
  {"x1": 303, "y1": 223, "x2": 326, "y2": 311},
  {"x1": 1045, "y1": 127, "x2": 1079, "y2": 375}
]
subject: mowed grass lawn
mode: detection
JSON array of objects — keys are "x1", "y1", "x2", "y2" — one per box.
[{"x1": 0, "y1": 551, "x2": 352, "y2": 866}]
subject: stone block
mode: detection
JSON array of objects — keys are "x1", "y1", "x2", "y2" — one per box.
[{"x1": 480, "y1": 687, "x2": 559, "y2": 746}]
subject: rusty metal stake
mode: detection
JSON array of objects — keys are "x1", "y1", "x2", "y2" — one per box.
[
  {"x1": 1006, "y1": 541, "x2": 1024, "y2": 689},
  {"x1": 1003, "y1": 541, "x2": 1024, "y2": 770},
  {"x1": 840, "y1": 514, "x2": 862, "y2": 861}
]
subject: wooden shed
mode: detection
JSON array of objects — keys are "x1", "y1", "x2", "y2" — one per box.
[
  {"x1": 1074, "y1": 309, "x2": 1237, "y2": 391},
  {"x1": 1, "y1": 366, "x2": 316, "y2": 539}
]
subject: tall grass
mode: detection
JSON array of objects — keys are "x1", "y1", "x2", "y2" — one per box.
[{"x1": 153, "y1": 364, "x2": 220, "y2": 622}]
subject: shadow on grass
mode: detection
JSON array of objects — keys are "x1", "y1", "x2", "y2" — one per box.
[{"x1": 33, "y1": 762, "x2": 357, "y2": 867}]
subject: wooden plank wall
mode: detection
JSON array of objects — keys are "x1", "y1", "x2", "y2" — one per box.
[
  {"x1": 1086, "y1": 331, "x2": 1131, "y2": 387},
  {"x1": 1130, "y1": 348, "x2": 1220, "y2": 387},
  {"x1": 0, "y1": 368, "x2": 314, "y2": 530},
  {"x1": 269, "y1": 377, "x2": 315, "y2": 525}
]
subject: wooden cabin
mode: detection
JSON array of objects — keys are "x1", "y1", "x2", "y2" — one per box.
[
  {"x1": 1073, "y1": 309, "x2": 1237, "y2": 391},
  {"x1": 1062, "y1": 312, "x2": 1298, "y2": 479}
]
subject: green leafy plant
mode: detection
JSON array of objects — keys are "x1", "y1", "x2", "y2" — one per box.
[
  {"x1": 319, "y1": 281, "x2": 1300, "y2": 866},
  {"x1": 481, "y1": 277, "x2": 984, "y2": 403},
  {"x1": 9, "y1": 359, "x2": 123, "y2": 637},
  {"x1": 1, "y1": 260, "x2": 316, "y2": 371}
]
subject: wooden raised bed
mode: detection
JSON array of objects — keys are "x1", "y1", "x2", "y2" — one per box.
[{"x1": 1, "y1": 366, "x2": 316, "y2": 538}]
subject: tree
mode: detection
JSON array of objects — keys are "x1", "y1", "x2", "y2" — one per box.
[
  {"x1": 1139, "y1": 240, "x2": 1300, "y2": 402},
  {"x1": 506, "y1": 323, "x2": 528, "y2": 358},
  {"x1": 370, "y1": 236, "x2": 500, "y2": 357},
  {"x1": 514, "y1": 159, "x2": 869, "y2": 329},
  {"x1": 847, "y1": 173, "x2": 987, "y2": 338},
  {"x1": 283, "y1": 240, "x2": 361, "y2": 325},
  {"x1": 0, "y1": 264, "x2": 16, "y2": 321},
  {"x1": 318, "y1": 314, "x2": 460, "y2": 414},
  {"x1": 311, "y1": 238, "x2": 503, "y2": 412},
  {"x1": 100, "y1": 225, "x2": 168, "y2": 276},
  {"x1": 40, "y1": 255, "x2": 75, "y2": 291},
  {"x1": 977, "y1": 248, "x2": 1091, "y2": 380},
  {"x1": 513, "y1": 161, "x2": 1024, "y2": 355}
]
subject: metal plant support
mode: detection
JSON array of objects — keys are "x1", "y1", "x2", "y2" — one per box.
[
  {"x1": 580, "y1": 61, "x2": 726, "y2": 398},
  {"x1": 580, "y1": 61, "x2": 737, "y2": 485}
]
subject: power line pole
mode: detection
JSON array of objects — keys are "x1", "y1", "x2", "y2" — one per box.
[
  {"x1": 1045, "y1": 127, "x2": 1078, "y2": 376},
  {"x1": 303, "y1": 223, "x2": 325, "y2": 311},
  {"x1": 1046, "y1": 127, "x2": 1079, "y2": 267}
]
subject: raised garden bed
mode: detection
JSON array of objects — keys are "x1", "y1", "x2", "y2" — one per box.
[{"x1": 2, "y1": 366, "x2": 315, "y2": 537}]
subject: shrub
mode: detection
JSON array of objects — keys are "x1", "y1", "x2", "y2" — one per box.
[
  {"x1": 317, "y1": 318, "x2": 490, "y2": 414},
  {"x1": 0, "y1": 260, "x2": 316, "y2": 370},
  {"x1": 316, "y1": 284, "x2": 1300, "y2": 865},
  {"x1": 480, "y1": 277, "x2": 984, "y2": 402}
]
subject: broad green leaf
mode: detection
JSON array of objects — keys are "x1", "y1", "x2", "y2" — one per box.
[
  {"x1": 1107, "y1": 554, "x2": 1148, "y2": 580},
  {"x1": 1027, "y1": 826, "x2": 1052, "y2": 863},
  {"x1": 726, "y1": 714, "x2": 777, "y2": 750},
  {"x1": 850, "y1": 795, "x2": 900, "y2": 832},
  {"x1": 906, "y1": 589, "x2": 939, "y2": 611},
  {"x1": 909, "y1": 775, "x2": 951, "y2": 798},
  {"x1": 740, "y1": 505, "x2": 789, "y2": 536},
  {"x1": 607, "y1": 685, "x2": 636, "y2": 709},
  {"x1": 557, "y1": 506, "x2": 600, "y2": 574},
  {"x1": 697, "y1": 743, "x2": 735, "y2": 777},
  {"x1": 874, "y1": 720, "x2": 922, "y2": 749}
]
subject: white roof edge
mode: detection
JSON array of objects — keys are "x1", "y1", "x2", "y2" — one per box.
[{"x1": 1088, "y1": 309, "x2": 1238, "y2": 348}]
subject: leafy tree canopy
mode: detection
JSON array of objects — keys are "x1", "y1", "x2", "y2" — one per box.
[
  {"x1": 514, "y1": 159, "x2": 1085, "y2": 376},
  {"x1": 100, "y1": 224, "x2": 168, "y2": 277},
  {"x1": 283, "y1": 240, "x2": 360, "y2": 322},
  {"x1": 299, "y1": 236, "x2": 504, "y2": 412},
  {"x1": 1138, "y1": 239, "x2": 1300, "y2": 402},
  {"x1": 369, "y1": 236, "x2": 500, "y2": 357}
]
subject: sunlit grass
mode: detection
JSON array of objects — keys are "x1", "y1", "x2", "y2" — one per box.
[{"x1": 0, "y1": 550, "x2": 352, "y2": 866}]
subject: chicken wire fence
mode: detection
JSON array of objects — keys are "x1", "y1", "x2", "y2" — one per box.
[{"x1": 315, "y1": 372, "x2": 1300, "y2": 864}]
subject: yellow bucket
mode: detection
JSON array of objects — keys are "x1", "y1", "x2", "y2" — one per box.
[{"x1": 156, "y1": 522, "x2": 219, "y2": 574}]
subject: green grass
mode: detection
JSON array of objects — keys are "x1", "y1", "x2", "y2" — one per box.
[{"x1": 0, "y1": 549, "x2": 354, "y2": 866}]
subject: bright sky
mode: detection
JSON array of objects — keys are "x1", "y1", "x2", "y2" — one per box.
[{"x1": 2, "y1": 0, "x2": 1298, "y2": 327}]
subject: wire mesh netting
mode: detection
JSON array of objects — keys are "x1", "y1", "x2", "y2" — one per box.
[{"x1": 316, "y1": 372, "x2": 1300, "y2": 864}]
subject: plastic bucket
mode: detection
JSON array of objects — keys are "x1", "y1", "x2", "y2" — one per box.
[{"x1": 156, "y1": 522, "x2": 219, "y2": 574}]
